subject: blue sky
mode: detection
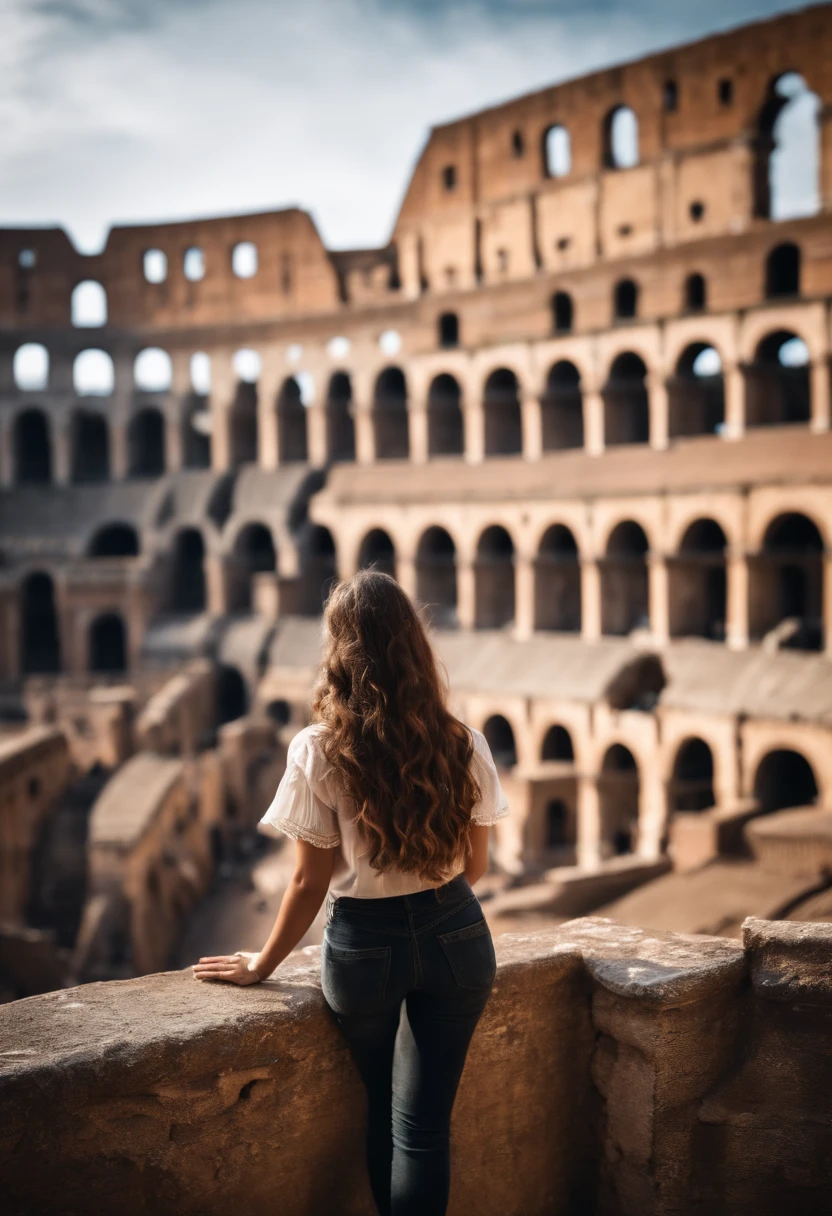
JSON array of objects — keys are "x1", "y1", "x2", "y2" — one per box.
[{"x1": 0, "y1": 0, "x2": 813, "y2": 252}]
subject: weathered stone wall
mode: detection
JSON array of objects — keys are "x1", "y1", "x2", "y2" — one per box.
[{"x1": 1, "y1": 917, "x2": 830, "y2": 1216}]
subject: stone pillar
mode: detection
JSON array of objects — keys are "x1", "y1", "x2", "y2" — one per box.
[
  {"x1": 722, "y1": 361, "x2": 745, "y2": 441},
  {"x1": 824, "y1": 551, "x2": 832, "y2": 659},
  {"x1": 725, "y1": 548, "x2": 749, "y2": 651},
  {"x1": 204, "y1": 555, "x2": 226, "y2": 615},
  {"x1": 110, "y1": 419, "x2": 129, "y2": 481},
  {"x1": 0, "y1": 413, "x2": 12, "y2": 487},
  {"x1": 580, "y1": 559, "x2": 602, "y2": 641},
  {"x1": 638, "y1": 764, "x2": 667, "y2": 860},
  {"x1": 810, "y1": 358, "x2": 831, "y2": 434},
  {"x1": 648, "y1": 552, "x2": 669, "y2": 644},
  {"x1": 521, "y1": 395, "x2": 543, "y2": 462},
  {"x1": 397, "y1": 552, "x2": 417, "y2": 599},
  {"x1": 354, "y1": 401, "x2": 375, "y2": 465},
  {"x1": 53, "y1": 417, "x2": 71, "y2": 485},
  {"x1": 583, "y1": 386, "x2": 605, "y2": 456},
  {"x1": 513, "y1": 554, "x2": 535, "y2": 640},
  {"x1": 257, "y1": 365, "x2": 280, "y2": 471},
  {"x1": 457, "y1": 560, "x2": 476, "y2": 629},
  {"x1": 408, "y1": 399, "x2": 429, "y2": 465},
  {"x1": 648, "y1": 373, "x2": 669, "y2": 452},
  {"x1": 576, "y1": 775, "x2": 601, "y2": 869},
  {"x1": 464, "y1": 402, "x2": 485, "y2": 464},
  {"x1": 210, "y1": 354, "x2": 236, "y2": 473},
  {"x1": 306, "y1": 402, "x2": 328, "y2": 467}
]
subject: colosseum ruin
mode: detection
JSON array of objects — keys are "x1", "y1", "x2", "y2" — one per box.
[{"x1": 1, "y1": 4, "x2": 832, "y2": 1003}]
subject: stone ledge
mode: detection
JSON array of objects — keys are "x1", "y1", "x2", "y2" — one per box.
[{"x1": 742, "y1": 916, "x2": 832, "y2": 1004}]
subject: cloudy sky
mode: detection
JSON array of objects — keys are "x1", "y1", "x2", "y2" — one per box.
[{"x1": 0, "y1": 0, "x2": 812, "y2": 253}]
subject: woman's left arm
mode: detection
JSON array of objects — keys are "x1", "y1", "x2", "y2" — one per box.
[{"x1": 193, "y1": 840, "x2": 335, "y2": 986}]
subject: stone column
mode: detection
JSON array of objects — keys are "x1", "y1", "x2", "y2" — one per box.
[
  {"x1": 0, "y1": 413, "x2": 12, "y2": 487},
  {"x1": 111, "y1": 347, "x2": 134, "y2": 480},
  {"x1": 408, "y1": 398, "x2": 429, "y2": 465},
  {"x1": 53, "y1": 417, "x2": 71, "y2": 485},
  {"x1": 580, "y1": 559, "x2": 602, "y2": 641},
  {"x1": 204, "y1": 555, "x2": 226, "y2": 615},
  {"x1": 576, "y1": 775, "x2": 602, "y2": 869},
  {"x1": 167, "y1": 350, "x2": 191, "y2": 474},
  {"x1": 210, "y1": 353, "x2": 236, "y2": 473},
  {"x1": 110, "y1": 420, "x2": 129, "y2": 481},
  {"x1": 725, "y1": 548, "x2": 749, "y2": 651},
  {"x1": 396, "y1": 551, "x2": 417, "y2": 599},
  {"x1": 521, "y1": 395, "x2": 543, "y2": 462},
  {"x1": 354, "y1": 400, "x2": 375, "y2": 465},
  {"x1": 648, "y1": 372, "x2": 669, "y2": 452},
  {"x1": 513, "y1": 554, "x2": 535, "y2": 640},
  {"x1": 464, "y1": 402, "x2": 485, "y2": 464},
  {"x1": 810, "y1": 358, "x2": 831, "y2": 434},
  {"x1": 583, "y1": 386, "x2": 605, "y2": 456},
  {"x1": 306, "y1": 402, "x2": 328, "y2": 468},
  {"x1": 257, "y1": 361, "x2": 281, "y2": 471},
  {"x1": 722, "y1": 361, "x2": 745, "y2": 441},
  {"x1": 648, "y1": 552, "x2": 669, "y2": 644},
  {"x1": 637, "y1": 764, "x2": 667, "y2": 860},
  {"x1": 456, "y1": 559, "x2": 476, "y2": 629}
]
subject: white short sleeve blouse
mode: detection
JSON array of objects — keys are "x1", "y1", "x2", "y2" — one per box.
[{"x1": 259, "y1": 724, "x2": 509, "y2": 898}]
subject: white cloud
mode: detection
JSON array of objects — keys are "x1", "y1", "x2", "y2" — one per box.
[{"x1": 0, "y1": 0, "x2": 812, "y2": 252}]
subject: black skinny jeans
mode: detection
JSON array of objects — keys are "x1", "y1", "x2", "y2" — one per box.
[{"x1": 321, "y1": 874, "x2": 496, "y2": 1216}]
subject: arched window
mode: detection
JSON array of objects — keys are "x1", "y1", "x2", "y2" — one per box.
[
  {"x1": 602, "y1": 521, "x2": 649, "y2": 636},
  {"x1": 753, "y1": 749, "x2": 818, "y2": 814},
  {"x1": 416, "y1": 527, "x2": 457, "y2": 626},
  {"x1": 544, "y1": 125, "x2": 571, "y2": 178},
  {"x1": 551, "y1": 291, "x2": 573, "y2": 333},
  {"x1": 669, "y1": 344, "x2": 724, "y2": 437},
  {"x1": 71, "y1": 280, "x2": 107, "y2": 327},
  {"x1": 71, "y1": 411, "x2": 110, "y2": 483},
  {"x1": 755, "y1": 73, "x2": 820, "y2": 220},
  {"x1": 475, "y1": 526, "x2": 515, "y2": 629},
  {"x1": 765, "y1": 243, "x2": 800, "y2": 298},
  {"x1": 232, "y1": 242, "x2": 258, "y2": 278},
  {"x1": 545, "y1": 799, "x2": 570, "y2": 849},
  {"x1": 326, "y1": 372, "x2": 355, "y2": 462},
  {"x1": 482, "y1": 715, "x2": 516, "y2": 769},
  {"x1": 541, "y1": 361, "x2": 583, "y2": 451},
  {"x1": 88, "y1": 523, "x2": 139, "y2": 558},
  {"x1": 171, "y1": 529, "x2": 206, "y2": 613},
  {"x1": 613, "y1": 278, "x2": 638, "y2": 320},
  {"x1": 541, "y1": 725, "x2": 574, "y2": 763},
  {"x1": 89, "y1": 613, "x2": 127, "y2": 674},
  {"x1": 184, "y1": 247, "x2": 205, "y2": 281},
  {"x1": 670, "y1": 519, "x2": 727, "y2": 640},
  {"x1": 277, "y1": 376, "x2": 308, "y2": 463},
  {"x1": 229, "y1": 523, "x2": 276, "y2": 613},
  {"x1": 684, "y1": 273, "x2": 706, "y2": 313},
  {"x1": 511, "y1": 129, "x2": 525, "y2": 159},
  {"x1": 603, "y1": 352, "x2": 649, "y2": 446},
  {"x1": 143, "y1": 249, "x2": 167, "y2": 283},
  {"x1": 266, "y1": 699, "x2": 291, "y2": 726},
  {"x1": 373, "y1": 367, "x2": 409, "y2": 460},
  {"x1": 747, "y1": 331, "x2": 810, "y2": 427},
  {"x1": 128, "y1": 408, "x2": 166, "y2": 477},
  {"x1": 73, "y1": 350, "x2": 114, "y2": 396},
  {"x1": 358, "y1": 529, "x2": 396, "y2": 579},
  {"x1": 13, "y1": 409, "x2": 51, "y2": 484},
  {"x1": 427, "y1": 374, "x2": 464, "y2": 457},
  {"x1": 134, "y1": 348, "x2": 173, "y2": 392},
  {"x1": 13, "y1": 343, "x2": 49, "y2": 391},
  {"x1": 751, "y1": 513, "x2": 824, "y2": 651},
  {"x1": 183, "y1": 398, "x2": 212, "y2": 469},
  {"x1": 20, "y1": 572, "x2": 60, "y2": 674},
  {"x1": 297, "y1": 525, "x2": 337, "y2": 614},
  {"x1": 535, "y1": 525, "x2": 580, "y2": 632},
  {"x1": 438, "y1": 312, "x2": 459, "y2": 348},
  {"x1": 216, "y1": 665, "x2": 248, "y2": 725},
  {"x1": 599, "y1": 744, "x2": 639, "y2": 855},
  {"x1": 603, "y1": 106, "x2": 639, "y2": 169},
  {"x1": 483, "y1": 368, "x2": 522, "y2": 457},
  {"x1": 670, "y1": 739, "x2": 715, "y2": 813}
]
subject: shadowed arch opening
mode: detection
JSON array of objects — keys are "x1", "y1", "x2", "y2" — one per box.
[
  {"x1": 746, "y1": 331, "x2": 810, "y2": 427},
  {"x1": 551, "y1": 292, "x2": 573, "y2": 334},
  {"x1": 765, "y1": 243, "x2": 801, "y2": 298},
  {"x1": 483, "y1": 715, "x2": 516, "y2": 769},
  {"x1": 326, "y1": 372, "x2": 355, "y2": 463},
  {"x1": 483, "y1": 368, "x2": 522, "y2": 457},
  {"x1": 89, "y1": 613, "x2": 127, "y2": 674},
  {"x1": 475, "y1": 526, "x2": 515, "y2": 629},
  {"x1": 171, "y1": 529, "x2": 206, "y2": 613},
  {"x1": 70, "y1": 410, "x2": 110, "y2": 482},
  {"x1": 228, "y1": 381, "x2": 258, "y2": 467},
  {"x1": 128, "y1": 408, "x2": 165, "y2": 477},
  {"x1": 295, "y1": 525, "x2": 337, "y2": 615},
  {"x1": 753, "y1": 749, "x2": 818, "y2": 814},
  {"x1": 229, "y1": 523, "x2": 276, "y2": 613},
  {"x1": 603, "y1": 353, "x2": 648, "y2": 446},
  {"x1": 427, "y1": 374, "x2": 464, "y2": 457},
  {"x1": 602, "y1": 522, "x2": 649, "y2": 636},
  {"x1": 278, "y1": 376, "x2": 308, "y2": 463},
  {"x1": 14, "y1": 409, "x2": 51, "y2": 484},
  {"x1": 541, "y1": 725, "x2": 574, "y2": 763},
  {"x1": 358, "y1": 529, "x2": 396, "y2": 579},
  {"x1": 750, "y1": 513, "x2": 823, "y2": 651},
  {"x1": 669, "y1": 345, "x2": 725, "y2": 437},
  {"x1": 684, "y1": 273, "x2": 707, "y2": 313},
  {"x1": 670, "y1": 519, "x2": 727, "y2": 641},
  {"x1": 600, "y1": 744, "x2": 639, "y2": 855},
  {"x1": 438, "y1": 312, "x2": 459, "y2": 348},
  {"x1": 541, "y1": 361, "x2": 583, "y2": 451},
  {"x1": 613, "y1": 279, "x2": 638, "y2": 321},
  {"x1": 183, "y1": 396, "x2": 212, "y2": 469},
  {"x1": 216, "y1": 665, "x2": 248, "y2": 726},
  {"x1": 21, "y1": 572, "x2": 60, "y2": 674},
  {"x1": 416, "y1": 527, "x2": 457, "y2": 627},
  {"x1": 535, "y1": 525, "x2": 580, "y2": 632},
  {"x1": 670, "y1": 739, "x2": 715, "y2": 813},
  {"x1": 373, "y1": 367, "x2": 409, "y2": 460},
  {"x1": 88, "y1": 523, "x2": 139, "y2": 558}
]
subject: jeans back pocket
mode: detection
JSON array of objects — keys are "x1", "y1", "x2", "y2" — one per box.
[
  {"x1": 437, "y1": 917, "x2": 496, "y2": 991},
  {"x1": 321, "y1": 938, "x2": 392, "y2": 1017}
]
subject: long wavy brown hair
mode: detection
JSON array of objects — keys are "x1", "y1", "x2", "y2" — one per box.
[{"x1": 312, "y1": 570, "x2": 481, "y2": 882}]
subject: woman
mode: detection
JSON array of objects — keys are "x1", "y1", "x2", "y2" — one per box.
[{"x1": 194, "y1": 570, "x2": 509, "y2": 1216}]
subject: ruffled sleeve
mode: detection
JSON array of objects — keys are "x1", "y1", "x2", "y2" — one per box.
[
  {"x1": 468, "y1": 728, "x2": 510, "y2": 826},
  {"x1": 259, "y1": 727, "x2": 341, "y2": 848}
]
